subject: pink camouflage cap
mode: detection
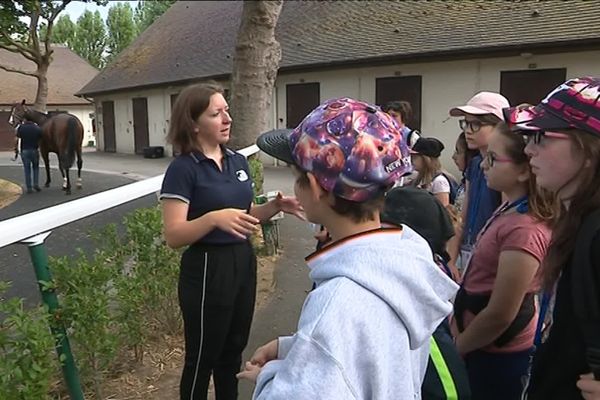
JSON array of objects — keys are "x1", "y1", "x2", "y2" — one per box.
[{"x1": 503, "y1": 76, "x2": 600, "y2": 137}]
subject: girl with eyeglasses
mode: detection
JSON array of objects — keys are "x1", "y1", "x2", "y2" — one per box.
[
  {"x1": 505, "y1": 76, "x2": 600, "y2": 400},
  {"x1": 452, "y1": 122, "x2": 556, "y2": 400},
  {"x1": 449, "y1": 92, "x2": 507, "y2": 272}
]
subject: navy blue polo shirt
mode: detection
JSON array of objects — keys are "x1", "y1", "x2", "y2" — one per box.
[
  {"x1": 159, "y1": 147, "x2": 254, "y2": 245},
  {"x1": 16, "y1": 122, "x2": 43, "y2": 150}
]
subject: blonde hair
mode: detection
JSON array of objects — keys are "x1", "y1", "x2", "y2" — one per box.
[{"x1": 415, "y1": 155, "x2": 442, "y2": 188}]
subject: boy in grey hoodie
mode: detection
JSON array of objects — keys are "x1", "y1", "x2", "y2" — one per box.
[{"x1": 238, "y1": 97, "x2": 458, "y2": 399}]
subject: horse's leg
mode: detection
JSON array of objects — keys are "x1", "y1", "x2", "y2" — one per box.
[
  {"x1": 42, "y1": 151, "x2": 51, "y2": 187},
  {"x1": 76, "y1": 149, "x2": 83, "y2": 189},
  {"x1": 58, "y1": 156, "x2": 67, "y2": 190},
  {"x1": 64, "y1": 167, "x2": 71, "y2": 195}
]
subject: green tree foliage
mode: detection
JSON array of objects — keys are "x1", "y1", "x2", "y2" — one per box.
[
  {"x1": 105, "y1": 1, "x2": 135, "y2": 64},
  {"x1": 0, "y1": 0, "x2": 105, "y2": 110},
  {"x1": 134, "y1": 0, "x2": 176, "y2": 34},
  {"x1": 72, "y1": 10, "x2": 106, "y2": 69},
  {"x1": 50, "y1": 13, "x2": 75, "y2": 46}
]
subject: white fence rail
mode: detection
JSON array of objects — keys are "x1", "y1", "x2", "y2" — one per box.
[{"x1": 0, "y1": 144, "x2": 260, "y2": 248}]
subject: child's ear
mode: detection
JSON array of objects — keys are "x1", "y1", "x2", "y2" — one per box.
[
  {"x1": 307, "y1": 172, "x2": 326, "y2": 201},
  {"x1": 517, "y1": 164, "x2": 531, "y2": 183}
]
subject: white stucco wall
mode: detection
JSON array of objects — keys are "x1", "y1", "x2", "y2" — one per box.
[
  {"x1": 271, "y1": 50, "x2": 600, "y2": 175},
  {"x1": 96, "y1": 49, "x2": 600, "y2": 175},
  {"x1": 95, "y1": 86, "x2": 183, "y2": 155}
]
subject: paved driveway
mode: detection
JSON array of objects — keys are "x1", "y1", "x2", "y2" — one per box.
[{"x1": 0, "y1": 165, "x2": 157, "y2": 306}]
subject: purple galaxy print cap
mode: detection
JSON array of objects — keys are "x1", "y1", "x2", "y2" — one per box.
[
  {"x1": 257, "y1": 97, "x2": 412, "y2": 202},
  {"x1": 504, "y1": 76, "x2": 600, "y2": 137}
]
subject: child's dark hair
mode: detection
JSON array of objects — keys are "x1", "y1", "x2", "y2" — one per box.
[
  {"x1": 456, "y1": 132, "x2": 478, "y2": 180},
  {"x1": 383, "y1": 100, "x2": 413, "y2": 125},
  {"x1": 495, "y1": 122, "x2": 556, "y2": 223},
  {"x1": 295, "y1": 168, "x2": 385, "y2": 222}
]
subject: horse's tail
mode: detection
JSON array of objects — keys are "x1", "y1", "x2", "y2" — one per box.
[{"x1": 64, "y1": 117, "x2": 77, "y2": 169}]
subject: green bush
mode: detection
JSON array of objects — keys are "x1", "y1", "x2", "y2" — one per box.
[
  {"x1": 248, "y1": 155, "x2": 264, "y2": 197},
  {"x1": 0, "y1": 282, "x2": 57, "y2": 400},
  {"x1": 50, "y1": 249, "x2": 120, "y2": 399}
]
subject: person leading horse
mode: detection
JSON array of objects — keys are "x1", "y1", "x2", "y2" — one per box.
[{"x1": 9, "y1": 100, "x2": 84, "y2": 195}]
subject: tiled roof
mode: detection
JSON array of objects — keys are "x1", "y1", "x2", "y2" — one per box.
[
  {"x1": 0, "y1": 45, "x2": 98, "y2": 106},
  {"x1": 77, "y1": 0, "x2": 600, "y2": 96}
]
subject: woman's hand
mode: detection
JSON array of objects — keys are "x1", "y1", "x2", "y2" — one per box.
[
  {"x1": 210, "y1": 208, "x2": 259, "y2": 239},
  {"x1": 274, "y1": 193, "x2": 305, "y2": 220},
  {"x1": 577, "y1": 373, "x2": 600, "y2": 400}
]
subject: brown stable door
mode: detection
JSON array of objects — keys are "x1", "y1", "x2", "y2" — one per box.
[
  {"x1": 376, "y1": 76, "x2": 422, "y2": 131},
  {"x1": 132, "y1": 97, "x2": 149, "y2": 155},
  {"x1": 501, "y1": 69, "x2": 567, "y2": 106},
  {"x1": 286, "y1": 83, "x2": 320, "y2": 129},
  {"x1": 102, "y1": 101, "x2": 116, "y2": 153}
]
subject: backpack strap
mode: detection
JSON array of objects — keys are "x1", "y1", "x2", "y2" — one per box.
[
  {"x1": 429, "y1": 336, "x2": 459, "y2": 400},
  {"x1": 571, "y1": 208, "x2": 600, "y2": 380}
]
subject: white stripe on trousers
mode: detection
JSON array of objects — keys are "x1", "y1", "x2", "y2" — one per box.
[{"x1": 189, "y1": 252, "x2": 208, "y2": 399}]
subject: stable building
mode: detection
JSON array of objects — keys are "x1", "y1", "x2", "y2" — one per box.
[{"x1": 76, "y1": 1, "x2": 600, "y2": 171}]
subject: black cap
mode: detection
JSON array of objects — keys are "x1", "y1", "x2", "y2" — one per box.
[
  {"x1": 411, "y1": 137, "x2": 445, "y2": 158},
  {"x1": 256, "y1": 129, "x2": 295, "y2": 165},
  {"x1": 381, "y1": 186, "x2": 455, "y2": 259}
]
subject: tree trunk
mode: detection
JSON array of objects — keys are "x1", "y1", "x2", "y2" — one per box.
[
  {"x1": 228, "y1": 0, "x2": 283, "y2": 150},
  {"x1": 34, "y1": 61, "x2": 49, "y2": 112}
]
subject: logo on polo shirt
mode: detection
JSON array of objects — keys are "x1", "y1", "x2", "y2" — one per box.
[{"x1": 236, "y1": 170, "x2": 249, "y2": 182}]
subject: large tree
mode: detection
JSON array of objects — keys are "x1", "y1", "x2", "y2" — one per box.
[
  {"x1": 0, "y1": 0, "x2": 105, "y2": 111},
  {"x1": 134, "y1": 0, "x2": 176, "y2": 35},
  {"x1": 72, "y1": 9, "x2": 105, "y2": 69},
  {"x1": 105, "y1": 2, "x2": 135, "y2": 65},
  {"x1": 228, "y1": 0, "x2": 283, "y2": 150}
]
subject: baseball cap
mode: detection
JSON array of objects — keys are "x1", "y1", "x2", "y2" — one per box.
[
  {"x1": 410, "y1": 137, "x2": 445, "y2": 158},
  {"x1": 256, "y1": 97, "x2": 413, "y2": 202},
  {"x1": 381, "y1": 186, "x2": 455, "y2": 258},
  {"x1": 503, "y1": 76, "x2": 600, "y2": 137},
  {"x1": 449, "y1": 91, "x2": 510, "y2": 121}
]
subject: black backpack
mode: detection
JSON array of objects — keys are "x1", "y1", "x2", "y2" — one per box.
[
  {"x1": 421, "y1": 257, "x2": 471, "y2": 400},
  {"x1": 571, "y1": 208, "x2": 600, "y2": 380},
  {"x1": 435, "y1": 172, "x2": 460, "y2": 205}
]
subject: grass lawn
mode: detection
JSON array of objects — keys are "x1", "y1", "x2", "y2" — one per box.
[{"x1": 0, "y1": 178, "x2": 21, "y2": 209}]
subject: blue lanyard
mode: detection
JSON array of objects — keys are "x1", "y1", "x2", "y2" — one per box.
[
  {"x1": 461, "y1": 195, "x2": 529, "y2": 286},
  {"x1": 534, "y1": 291, "x2": 552, "y2": 347},
  {"x1": 466, "y1": 161, "x2": 483, "y2": 244},
  {"x1": 476, "y1": 195, "x2": 528, "y2": 241}
]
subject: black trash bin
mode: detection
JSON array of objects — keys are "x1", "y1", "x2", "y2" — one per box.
[{"x1": 143, "y1": 146, "x2": 164, "y2": 159}]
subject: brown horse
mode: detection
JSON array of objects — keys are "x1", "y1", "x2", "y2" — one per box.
[{"x1": 9, "y1": 100, "x2": 84, "y2": 195}]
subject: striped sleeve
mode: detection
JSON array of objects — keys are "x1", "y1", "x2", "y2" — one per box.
[{"x1": 159, "y1": 158, "x2": 194, "y2": 204}]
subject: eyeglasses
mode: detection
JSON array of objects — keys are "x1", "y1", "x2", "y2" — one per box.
[
  {"x1": 484, "y1": 152, "x2": 513, "y2": 167},
  {"x1": 524, "y1": 130, "x2": 571, "y2": 145},
  {"x1": 459, "y1": 119, "x2": 493, "y2": 133}
]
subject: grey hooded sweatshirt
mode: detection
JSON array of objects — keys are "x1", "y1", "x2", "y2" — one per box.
[{"x1": 253, "y1": 226, "x2": 459, "y2": 399}]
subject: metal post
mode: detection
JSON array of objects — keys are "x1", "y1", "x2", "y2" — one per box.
[
  {"x1": 255, "y1": 195, "x2": 277, "y2": 255},
  {"x1": 22, "y1": 232, "x2": 85, "y2": 400}
]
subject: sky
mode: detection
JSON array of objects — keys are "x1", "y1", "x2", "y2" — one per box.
[{"x1": 63, "y1": 1, "x2": 140, "y2": 21}]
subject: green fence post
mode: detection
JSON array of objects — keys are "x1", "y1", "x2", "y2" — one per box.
[
  {"x1": 22, "y1": 232, "x2": 85, "y2": 400},
  {"x1": 255, "y1": 195, "x2": 277, "y2": 256}
]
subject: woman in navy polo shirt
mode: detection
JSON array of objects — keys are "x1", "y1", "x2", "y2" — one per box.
[{"x1": 160, "y1": 82, "x2": 302, "y2": 400}]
